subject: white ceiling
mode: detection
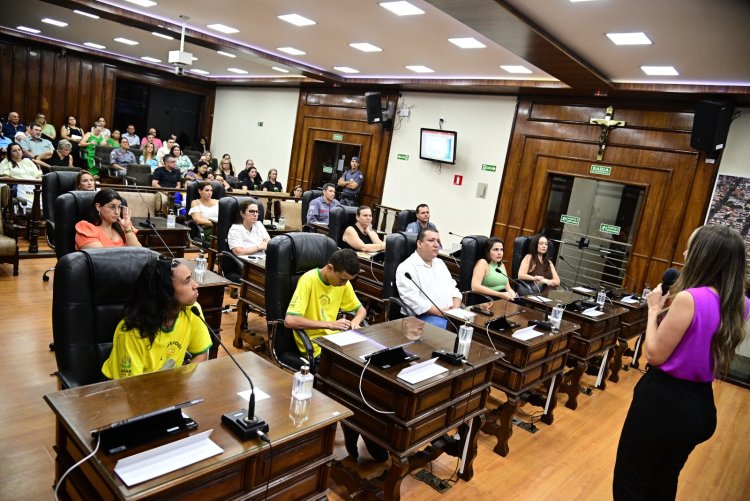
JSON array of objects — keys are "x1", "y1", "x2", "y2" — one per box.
[{"x1": 2, "y1": 0, "x2": 749, "y2": 98}]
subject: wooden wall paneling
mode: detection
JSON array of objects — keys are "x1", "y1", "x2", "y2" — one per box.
[{"x1": 64, "y1": 56, "x2": 81, "y2": 120}]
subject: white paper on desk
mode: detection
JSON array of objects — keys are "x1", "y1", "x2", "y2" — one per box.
[
  {"x1": 325, "y1": 330, "x2": 369, "y2": 347},
  {"x1": 573, "y1": 286, "x2": 594, "y2": 294},
  {"x1": 445, "y1": 308, "x2": 476, "y2": 321},
  {"x1": 620, "y1": 296, "x2": 638, "y2": 304},
  {"x1": 114, "y1": 430, "x2": 223, "y2": 487},
  {"x1": 397, "y1": 358, "x2": 448, "y2": 384},
  {"x1": 239, "y1": 253, "x2": 265, "y2": 261},
  {"x1": 583, "y1": 307, "x2": 605, "y2": 317},
  {"x1": 512, "y1": 326, "x2": 544, "y2": 341},
  {"x1": 237, "y1": 388, "x2": 270, "y2": 402},
  {"x1": 529, "y1": 295, "x2": 552, "y2": 303}
]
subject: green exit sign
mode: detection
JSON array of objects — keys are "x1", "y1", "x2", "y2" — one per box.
[
  {"x1": 482, "y1": 164, "x2": 497, "y2": 172},
  {"x1": 599, "y1": 223, "x2": 621, "y2": 235},
  {"x1": 332, "y1": 133, "x2": 344, "y2": 141},
  {"x1": 590, "y1": 165, "x2": 612, "y2": 176},
  {"x1": 397, "y1": 153, "x2": 409, "y2": 160},
  {"x1": 560, "y1": 215, "x2": 580, "y2": 226}
]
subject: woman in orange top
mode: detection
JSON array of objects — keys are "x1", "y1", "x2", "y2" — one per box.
[{"x1": 75, "y1": 189, "x2": 141, "y2": 249}]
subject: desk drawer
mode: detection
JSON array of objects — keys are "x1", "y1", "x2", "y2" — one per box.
[
  {"x1": 240, "y1": 280, "x2": 266, "y2": 312},
  {"x1": 570, "y1": 330, "x2": 619, "y2": 359},
  {"x1": 477, "y1": 332, "x2": 570, "y2": 368},
  {"x1": 252, "y1": 427, "x2": 334, "y2": 488},
  {"x1": 491, "y1": 350, "x2": 568, "y2": 393}
]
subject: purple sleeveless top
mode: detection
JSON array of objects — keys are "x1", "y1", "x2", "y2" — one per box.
[{"x1": 659, "y1": 287, "x2": 749, "y2": 382}]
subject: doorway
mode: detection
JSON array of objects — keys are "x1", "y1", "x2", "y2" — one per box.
[{"x1": 309, "y1": 140, "x2": 361, "y2": 190}]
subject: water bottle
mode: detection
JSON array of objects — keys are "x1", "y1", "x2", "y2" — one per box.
[
  {"x1": 193, "y1": 253, "x2": 207, "y2": 283},
  {"x1": 457, "y1": 324, "x2": 474, "y2": 359},
  {"x1": 278, "y1": 214, "x2": 286, "y2": 230},
  {"x1": 596, "y1": 289, "x2": 607, "y2": 310},
  {"x1": 292, "y1": 365, "x2": 314, "y2": 400},
  {"x1": 166, "y1": 209, "x2": 176, "y2": 228},
  {"x1": 288, "y1": 396, "x2": 310, "y2": 428},
  {"x1": 641, "y1": 286, "x2": 651, "y2": 303},
  {"x1": 549, "y1": 303, "x2": 564, "y2": 331}
]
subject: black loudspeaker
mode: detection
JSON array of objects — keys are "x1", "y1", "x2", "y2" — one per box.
[
  {"x1": 365, "y1": 92, "x2": 382, "y2": 124},
  {"x1": 690, "y1": 100, "x2": 733, "y2": 153}
]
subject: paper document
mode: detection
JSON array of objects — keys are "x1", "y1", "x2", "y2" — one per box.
[
  {"x1": 529, "y1": 295, "x2": 552, "y2": 303},
  {"x1": 512, "y1": 326, "x2": 544, "y2": 341},
  {"x1": 573, "y1": 286, "x2": 594, "y2": 294},
  {"x1": 324, "y1": 330, "x2": 369, "y2": 347},
  {"x1": 114, "y1": 430, "x2": 223, "y2": 487},
  {"x1": 620, "y1": 296, "x2": 638, "y2": 304},
  {"x1": 239, "y1": 254, "x2": 265, "y2": 262},
  {"x1": 237, "y1": 388, "x2": 270, "y2": 402},
  {"x1": 583, "y1": 307, "x2": 605, "y2": 317},
  {"x1": 397, "y1": 358, "x2": 448, "y2": 384},
  {"x1": 445, "y1": 308, "x2": 476, "y2": 321}
]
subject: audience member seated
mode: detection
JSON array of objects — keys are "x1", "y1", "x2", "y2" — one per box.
[
  {"x1": 34, "y1": 112, "x2": 56, "y2": 141},
  {"x1": 292, "y1": 185, "x2": 303, "y2": 198},
  {"x1": 405, "y1": 203, "x2": 437, "y2": 233},
  {"x1": 0, "y1": 129, "x2": 11, "y2": 155},
  {"x1": 74, "y1": 189, "x2": 141, "y2": 250},
  {"x1": 156, "y1": 137, "x2": 175, "y2": 165},
  {"x1": 59, "y1": 115, "x2": 84, "y2": 161},
  {"x1": 3, "y1": 111, "x2": 26, "y2": 138},
  {"x1": 76, "y1": 171, "x2": 97, "y2": 191},
  {"x1": 48, "y1": 140, "x2": 75, "y2": 168},
  {"x1": 193, "y1": 136, "x2": 209, "y2": 155},
  {"x1": 396, "y1": 228, "x2": 461, "y2": 329},
  {"x1": 228, "y1": 200, "x2": 270, "y2": 257},
  {"x1": 106, "y1": 129, "x2": 121, "y2": 148},
  {"x1": 215, "y1": 155, "x2": 238, "y2": 188},
  {"x1": 20, "y1": 124, "x2": 54, "y2": 171},
  {"x1": 471, "y1": 237, "x2": 517, "y2": 301},
  {"x1": 307, "y1": 183, "x2": 340, "y2": 225},
  {"x1": 342, "y1": 205, "x2": 385, "y2": 252},
  {"x1": 171, "y1": 144, "x2": 193, "y2": 175},
  {"x1": 262, "y1": 168, "x2": 282, "y2": 219},
  {"x1": 0, "y1": 142, "x2": 42, "y2": 209},
  {"x1": 238, "y1": 159, "x2": 263, "y2": 190},
  {"x1": 190, "y1": 162, "x2": 214, "y2": 182},
  {"x1": 517, "y1": 234, "x2": 560, "y2": 294},
  {"x1": 139, "y1": 142, "x2": 158, "y2": 171},
  {"x1": 109, "y1": 136, "x2": 136, "y2": 178},
  {"x1": 91, "y1": 117, "x2": 111, "y2": 140},
  {"x1": 79, "y1": 126, "x2": 106, "y2": 176},
  {"x1": 122, "y1": 124, "x2": 140, "y2": 147},
  {"x1": 188, "y1": 182, "x2": 219, "y2": 246},
  {"x1": 151, "y1": 154, "x2": 182, "y2": 189},
  {"x1": 141, "y1": 127, "x2": 162, "y2": 149},
  {"x1": 101, "y1": 257, "x2": 212, "y2": 379}
]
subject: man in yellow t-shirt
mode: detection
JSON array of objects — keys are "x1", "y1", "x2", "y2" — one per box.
[{"x1": 284, "y1": 249, "x2": 366, "y2": 359}]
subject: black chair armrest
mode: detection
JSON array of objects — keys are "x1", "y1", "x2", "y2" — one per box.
[
  {"x1": 54, "y1": 370, "x2": 80, "y2": 390},
  {"x1": 294, "y1": 328, "x2": 316, "y2": 370},
  {"x1": 384, "y1": 296, "x2": 418, "y2": 321},
  {"x1": 219, "y1": 250, "x2": 247, "y2": 282}
]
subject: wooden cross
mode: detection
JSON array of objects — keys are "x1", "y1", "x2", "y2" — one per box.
[{"x1": 589, "y1": 106, "x2": 626, "y2": 161}]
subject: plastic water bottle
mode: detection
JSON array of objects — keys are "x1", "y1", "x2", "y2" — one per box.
[
  {"x1": 166, "y1": 209, "x2": 176, "y2": 228},
  {"x1": 278, "y1": 214, "x2": 286, "y2": 230},
  {"x1": 193, "y1": 253, "x2": 207, "y2": 283},
  {"x1": 457, "y1": 324, "x2": 474, "y2": 359},
  {"x1": 596, "y1": 289, "x2": 607, "y2": 310},
  {"x1": 292, "y1": 365, "x2": 314, "y2": 400}
]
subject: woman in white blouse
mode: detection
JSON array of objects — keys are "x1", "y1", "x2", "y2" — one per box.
[
  {"x1": 227, "y1": 200, "x2": 270, "y2": 257},
  {"x1": 187, "y1": 182, "x2": 219, "y2": 247}
]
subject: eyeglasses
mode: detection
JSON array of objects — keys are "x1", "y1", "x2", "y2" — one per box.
[
  {"x1": 158, "y1": 256, "x2": 179, "y2": 268},
  {"x1": 103, "y1": 203, "x2": 122, "y2": 212},
  {"x1": 246, "y1": 210, "x2": 259, "y2": 214}
]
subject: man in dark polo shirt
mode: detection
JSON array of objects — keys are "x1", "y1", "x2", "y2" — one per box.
[{"x1": 152, "y1": 154, "x2": 182, "y2": 189}]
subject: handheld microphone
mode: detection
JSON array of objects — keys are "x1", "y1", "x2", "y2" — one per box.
[
  {"x1": 190, "y1": 306, "x2": 269, "y2": 440},
  {"x1": 132, "y1": 184, "x2": 175, "y2": 258},
  {"x1": 403, "y1": 272, "x2": 460, "y2": 333},
  {"x1": 661, "y1": 268, "x2": 680, "y2": 295}
]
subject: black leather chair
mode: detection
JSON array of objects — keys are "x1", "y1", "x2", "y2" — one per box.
[
  {"x1": 458, "y1": 235, "x2": 489, "y2": 305},
  {"x1": 52, "y1": 247, "x2": 160, "y2": 388},
  {"x1": 300, "y1": 189, "x2": 322, "y2": 226},
  {"x1": 327, "y1": 206, "x2": 358, "y2": 248},
  {"x1": 125, "y1": 163, "x2": 152, "y2": 186},
  {"x1": 42, "y1": 171, "x2": 80, "y2": 281},
  {"x1": 395, "y1": 209, "x2": 417, "y2": 232},
  {"x1": 382, "y1": 231, "x2": 419, "y2": 320},
  {"x1": 265, "y1": 232, "x2": 337, "y2": 372},
  {"x1": 54, "y1": 191, "x2": 99, "y2": 259},
  {"x1": 185, "y1": 181, "x2": 226, "y2": 248}
]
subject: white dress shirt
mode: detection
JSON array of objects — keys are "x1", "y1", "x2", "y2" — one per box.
[{"x1": 395, "y1": 251, "x2": 461, "y2": 315}]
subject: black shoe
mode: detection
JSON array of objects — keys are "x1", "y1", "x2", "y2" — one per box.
[{"x1": 342, "y1": 424, "x2": 359, "y2": 459}]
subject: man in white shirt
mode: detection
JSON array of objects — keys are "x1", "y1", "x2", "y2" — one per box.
[
  {"x1": 156, "y1": 137, "x2": 175, "y2": 165},
  {"x1": 395, "y1": 228, "x2": 461, "y2": 329},
  {"x1": 228, "y1": 200, "x2": 270, "y2": 257}
]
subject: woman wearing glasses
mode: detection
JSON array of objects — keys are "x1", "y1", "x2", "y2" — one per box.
[
  {"x1": 227, "y1": 200, "x2": 270, "y2": 257},
  {"x1": 74, "y1": 188, "x2": 141, "y2": 249}
]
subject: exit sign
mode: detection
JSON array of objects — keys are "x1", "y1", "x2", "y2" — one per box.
[
  {"x1": 560, "y1": 215, "x2": 580, "y2": 226},
  {"x1": 332, "y1": 133, "x2": 344, "y2": 141},
  {"x1": 599, "y1": 223, "x2": 621, "y2": 235},
  {"x1": 590, "y1": 165, "x2": 612, "y2": 176},
  {"x1": 397, "y1": 153, "x2": 409, "y2": 160},
  {"x1": 481, "y1": 164, "x2": 496, "y2": 172}
]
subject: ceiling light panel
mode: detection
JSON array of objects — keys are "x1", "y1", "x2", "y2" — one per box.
[
  {"x1": 350, "y1": 42, "x2": 382, "y2": 52},
  {"x1": 606, "y1": 32, "x2": 652, "y2": 45},
  {"x1": 334, "y1": 66, "x2": 359, "y2": 74},
  {"x1": 217, "y1": 50, "x2": 237, "y2": 58},
  {"x1": 405, "y1": 65, "x2": 434, "y2": 73},
  {"x1": 278, "y1": 47, "x2": 306, "y2": 56},
  {"x1": 141, "y1": 56, "x2": 162, "y2": 63},
  {"x1": 448, "y1": 37, "x2": 485, "y2": 49},
  {"x1": 74, "y1": 10, "x2": 100, "y2": 19},
  {"x1": 84, "y1": 42, "x2": 106, "y2": 49},
  {"x1": 207, "y1": 23, "x2": 239, "y2": 34},
  {"x1": 42, "y1": 18, "x2": 68, "y2": 27},
  {"x1": 278, "y1": 14, "x2": 316, "y2": 27},
  {"x1": 227, "y1": 67, "x2": 249, "y2": 74},
  {"x1": 18, "y1": 26, "x2": 41, "y2": 34},
  {"x1": 190, "y1": 69, "x2": 209, "y2": 75},
  {"x1": 271, "y1": 67, "x2": 290, "y2": 73},
  {"x1": 641, "y1": 66, "x2": 678, "y2": 76},
  {"x1": 114, "y1": 37, "x2": 139, "y2": 46},
  {"x1": 380, "y1": 1, "x2": 424, "y2": 16},
  {"x1": 500, "y1": 65, "x2": 533, "y2": 74},
  {"x1": 152, "y1": 31, "x2": 173, "y2": 40},
  {"x1": 124, "y1": 0, "x2": 157, "y2": 7}
]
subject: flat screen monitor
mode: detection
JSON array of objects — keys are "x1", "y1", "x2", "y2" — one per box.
[{"x1": 419, "y1": 128, "x2": 457, "y2": 164}]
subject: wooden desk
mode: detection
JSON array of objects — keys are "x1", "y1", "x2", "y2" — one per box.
[
  {"x1": 132, "y1": 217, "x2": 189, "y2": 258},
  {"x1": 522, "y1": 290, "x2": 627, "y2": 409},
  {"x1": 315, "y1": 320, "x2": 501, "y2": 500},
  {"x1": 45, "y1": 352, "x2": 353, "y2": 500},
  {"x1": 449, "y1": 300, "x2": 577, "y2": 456},
  {"x1": 179, "y1": 258, "x2": 232, "y2": 359},
  {"x1": 234, "y1": 255, "x2": 268, "y2": 349}
]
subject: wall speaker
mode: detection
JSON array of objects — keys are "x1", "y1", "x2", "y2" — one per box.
[
  {"x1": 365, "y1": 92, "x2": 382, "y2": 124},
  {"x1": 690, "y1": 100, "x2": 733, "y2": 153}
]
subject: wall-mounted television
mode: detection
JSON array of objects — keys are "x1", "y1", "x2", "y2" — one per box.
[{"x1": 419, "y1": 128, "x2": 457, "y2": 164}]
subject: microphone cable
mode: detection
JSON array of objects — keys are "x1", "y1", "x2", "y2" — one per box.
[
  {"x1": 358, "y1": 358, "x2": 395, "y2": 415},
  {"x1": 54, "y1": 433, "x2": 101, "y2": 501},
  {"x1": 258, "y1": 430, "x2": 273, "y2": 501}
]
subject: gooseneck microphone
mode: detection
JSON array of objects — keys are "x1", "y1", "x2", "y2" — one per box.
[
  {"x1": 403, "y1": 272, "x2": 460, "y2": 333},
  {"x1": 190, "y1": 306, "x2": 269, "y2": 440},
  {"x1": 661, "y1": 268, "x2": 680, "y2": 295},
  {"x1": 558, "y1": 256, "x2": 612, "y2": 306},
  {"x1": 133, "y1": 182, "x2": 154, "y2": 229}
]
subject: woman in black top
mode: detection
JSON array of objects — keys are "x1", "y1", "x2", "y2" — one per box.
[
  {"x1": 342, "y1": 205, "x2": 385, "y2": 252},
  {"x1": 48, "y1": 139, "x2": 75, "y2": 168},
  {"x1": 238, "y1": 160, "x2": 263, "y2": 191},
  {"x1": 261, "y1": 168, "x2": 283, "y2": 220},
  {"x1": 59, "y1": 116, "x2": 85, "y2": 167}
]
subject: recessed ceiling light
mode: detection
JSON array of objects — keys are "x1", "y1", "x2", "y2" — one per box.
[
  {"x1": 334, "y1": 66, "x2": 360, "y2": 74},
  {"x1": 141, "y1": 56, "x2": 162, "y2": 63},
  {"x1": 227, "y1": 68, "x2": 248, "y2": 74},
  {"x1": 42, "y1": 18, "x2": 68, "y2": 27},
  {"x1": 18, "y1": 26, "x2": 41, "y2": 34},
  {"x1": 448, "y1": 37, "x2": 485, "y2": 49},
  {"x1": 278, "y1": 47, "x2": 306, "y2": 56},
  {"x1": 114, "y1": 37, "x2": 139, "y2": 46},
  {"x1": 606, "y1": 32, "x2": 652, "y2": 45},
  {"x1": 349, "y1": 42, "x2": 382, "y2": 52},
  {"x1": 84, "y1": 42, "x2": 106, "y2": 49},
  {"x1": 125, "y1": 0, "x2": 157, "y2": 7},
  {"x1": 406, "y1": 65, "x2": 434, "y2": 73},
  {"x1": 272, "y1": 67, "x2": 290, "y2": 73},
  {"x1": 278, "y1": 14, "x2": 316, "y2": 27},
  {"x1": 152, "y1": 31, "x2": 173, "y2": 40},
  {"x1": 380, "y1": 1, "x2": 424, "y2": 16},
  {"x1": 641, "y1": 66, "x2": 678, "y2": 76},
  {"x1": 500, "y1": 65, "x2": 532, "y2": 74},
  {"x1": 190, "y1": 69, "x2": 210, "y2": 75},
  {"x1": 74, "y1": 10, "x2": 100, "y2": 19},
  {"x1": 217, "y1": 50, "x2": 236, "y2": 58},
  {"x1": 570, "y1": 0, "x2": 599, "y2": 3},
  {"x1": 207, "y1": 23, "x2": 239, "y2": 34}
]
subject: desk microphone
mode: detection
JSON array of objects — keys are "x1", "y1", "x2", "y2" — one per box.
[
  {"x1": 132, "y1": 183, "x2": 175, "y2": 258},
  {"x1": 190, "y1": 306, "x2": 269, "y2": 440},
  {"x1": 448, "y1": 231, "x2": 465, "y2": 239},
  {"x1": 600, "y1": 252, "x2": 638, "y2": 294},
  {"x1": 403, "y1": 272, "x2": 460, "y2": 334}
]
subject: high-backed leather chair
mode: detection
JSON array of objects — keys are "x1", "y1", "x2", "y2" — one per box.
[
  {"x1": 395, "y1": 209, "x2": 417, "y2": 232},
  {"x1": 328, "y1": 206, "x2": 358, "y2": 248},
  {"x1": 458, "y1": 235, "x2": 488, "y2": 305},
  {"x1": 265, "y1": 233, "x2": 337, "y2": 371},
  {"x1": 0, "y1": 186, "x2": 19, "y2": 276},
  {"x1": 511, "y1": 235, "x2": 556, "y2": 295},
  {"x1": 125, "y1": 164, "x2": 152, "y2": 186},
  {"x1": 382, "y1": 231, "x2": 419, "y2": 320},
  {"x1": 52, "y1": 247, "x2": 160, "y2": 388},
  {"x1": 41, "y1": 171, "x2": 82, "y2": 281},
  {"x1": 216, "y1": 196, "x2": 264, "y2": 284},
  {"x1": 185, "y1": 181, "x2": 226, "y2": 248},
  {"x1": 300, "y1": 189, "x2": 322, "y2": 226},
  {"x1": 54, "y1": 191, "x2": 98, "y2": 259}
]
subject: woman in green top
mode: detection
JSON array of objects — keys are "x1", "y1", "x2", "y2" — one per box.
[
  {"x1": 471, "y1": 237, "x2": 517, "y2": 301},
  {"x1": 79, "y1": 125, "x2": 106, "y2": 176}
]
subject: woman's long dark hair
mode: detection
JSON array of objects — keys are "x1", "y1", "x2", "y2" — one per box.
[
  {"x1": 85, "y1": 188, "x2": 126, "y2": 241},
  {"x1": 4, "y1": 142, "x2": 23, "y2": 167},
  {"x1": 121, "y1": 258, "x2": 181, "y2": 345},
  {"x1": 484, "y1": 237, "x2": 504, "y2": 263},
  {"x1": 527, "y1": 234, "x2": 551, "y2": 276}
]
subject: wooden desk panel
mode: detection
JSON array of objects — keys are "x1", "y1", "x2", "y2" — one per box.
[
  {"x1": 132, "y1": 217, "x2": 189, "y2": 258},
  {"x1": 234, "y1": 256, "x2": 267, "y2": 350},
  {"x1": 45, "y1": 352, "x2": 352, "y2": 500}
]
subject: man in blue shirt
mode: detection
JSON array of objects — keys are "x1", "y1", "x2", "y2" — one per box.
[
  {"x1": 110, "y1": 137, "x2": 136, "y2": 177},
  {"x1": 405, "y1": 204, "x2": 438, "y2": 233},
  {"x1": 20, "y1": 124, "x2": 54, "y2": 170},
  {"x1": 2, "y1": 111, "x2": 25, "y2": 139},
  {"x1": 307, "y1": 183, "x2": 341, "y2": 225},
  {"x1": 337, "y1": 156, "x2": 364, "y2": 206}
]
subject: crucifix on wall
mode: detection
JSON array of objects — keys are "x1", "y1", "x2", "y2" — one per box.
[{"x1": 590, "y1": 106, "x2": 626, "y2": 161}]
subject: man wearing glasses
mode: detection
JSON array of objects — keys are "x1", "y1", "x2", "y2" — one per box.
[{"x1": 228, "y1": 200, "x2": 270, "y2": 257}]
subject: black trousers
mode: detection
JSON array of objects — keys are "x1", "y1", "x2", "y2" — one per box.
[{"x1": 613, "y1": 368, "x2": 716, "y2": 500}]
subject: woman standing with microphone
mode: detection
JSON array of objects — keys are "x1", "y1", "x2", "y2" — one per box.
[{"x1": 613, "y1": 225, "x2": 749, "y2": 499}]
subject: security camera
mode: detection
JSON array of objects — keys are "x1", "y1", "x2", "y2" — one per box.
[{"x1": 174, "y1": 66, "x2": 185, "y2": 76}]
